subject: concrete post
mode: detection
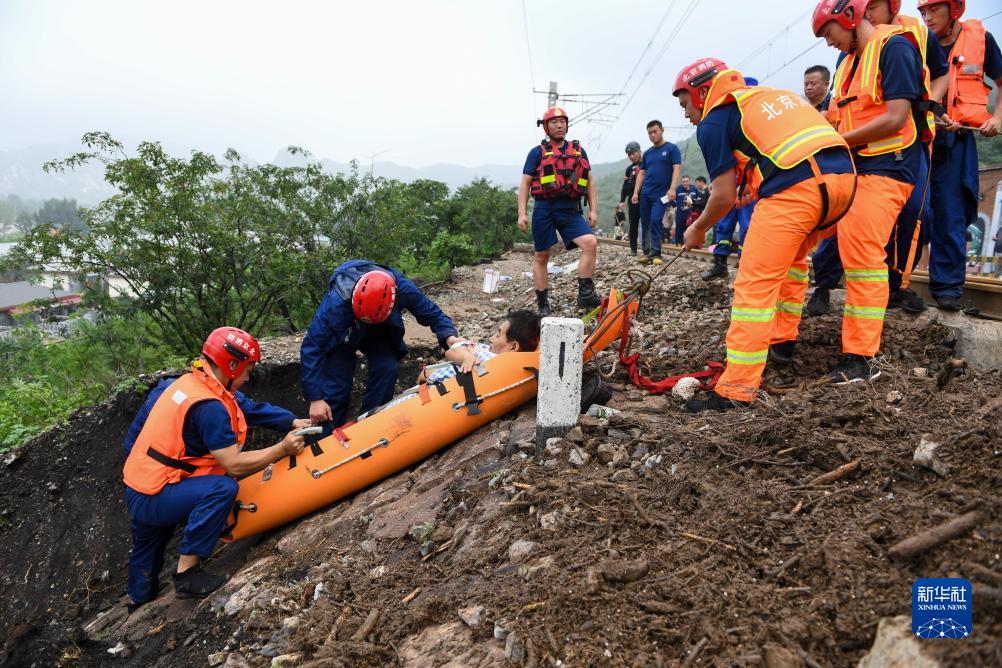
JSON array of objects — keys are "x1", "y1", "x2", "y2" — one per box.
[{"x1": 535, "y1": 317, "x2": 583, "y2": 461}]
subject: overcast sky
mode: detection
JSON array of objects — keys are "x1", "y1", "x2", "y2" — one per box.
[{"x1": 2, "y1": 0, "x2": 1000, "y2": 166}]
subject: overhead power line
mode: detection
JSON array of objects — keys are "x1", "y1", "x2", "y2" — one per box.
[
  {"x1": 594, "y1": 0, "x2": 699, "y2": 149},
  {"x1": 521, "y1": 0, "x2": 536, "y2": 93},
  {"x1": 736, "y1": 8, "x2": 813, "y2": 68}
]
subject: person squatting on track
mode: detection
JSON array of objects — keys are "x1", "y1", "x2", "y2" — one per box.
[
  {"x1": 918, "y1": 0, "x2": 1002, "y2": 310},
  {"x1": 122, "y1": 327, "x2": 310, "y2": 608},
  {"x1": 631, "y1": 120, "x2": 682, "y2": 265},
  {"x1": 807, "y1": 0, "x2": 952, "y2": 317},
  {"x1": 618, "y1": 141, "x2": 643, "y2": 256},
  {"x1": 301, "y1": 260, "x2": 461, "y2": 431},
  {"x1": 518, "y1": 106, "x2": 602, "y2": 316},
  {"x1": 672, "y1": 57, "x2": 856, "y2": 412}
]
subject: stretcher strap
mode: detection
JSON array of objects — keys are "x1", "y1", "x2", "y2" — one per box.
[
  {"x1": 454, "y1": 369, "x2": 482, "y2": 416},
  {"x1": 417, "y1": 382, "x2": 431, "y2": 405},
  {"x1": 617, "y1": 309, "x2": 725, "y2": 393}
]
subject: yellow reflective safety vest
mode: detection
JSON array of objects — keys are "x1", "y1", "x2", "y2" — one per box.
[
  {"x1": 829, "y1": 24, "x2": 933, "y2": 157},
  {"x1": 703, "y1": 68, "x2": 848, "y2": 201}
]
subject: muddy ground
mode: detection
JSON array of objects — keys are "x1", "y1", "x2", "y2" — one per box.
[{"x1": 0, "y1": 243, "x2": 999, "y2": 667}]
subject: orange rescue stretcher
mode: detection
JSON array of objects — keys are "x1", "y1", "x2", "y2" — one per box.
[{"x1": 223, "y1": 289, "x2": 637, "y2": 540}]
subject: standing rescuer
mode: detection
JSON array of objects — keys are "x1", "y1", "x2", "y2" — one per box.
[
  {"x1": 809, "y1": 0, "x2": 949, "y2": 316},
  {"x1": 518, "y1": 106, "x2": 601, "y2": 315},
  {"x1": 918, "y1": 0, "x2": 1002, "y2": 310},
  {"x1": 673, "y1": 58, "x2": 856, "y2": 411},
  {"x1": 617, "y1": 141, "x2": 643, "y2": 256},
  {"x1": 122, "y1": 327, "x2": 310, "y2": 608},
  {"x1": 817, "y1": 0, "x2": 931, "y2": 381},
  {"x1": 631, "y1": 120, "x2": 682, "y2": 265}
]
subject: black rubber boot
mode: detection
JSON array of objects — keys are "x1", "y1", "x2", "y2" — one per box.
[
  {"x1": 700, "y1": 255, "x2": 728, "y2": 280},
  {"x1": 173, "y1": 566, "x2": 227, "y2": 599},
  {"x1": 577, "y1": 278, "x2": 601, "y2": 309},
  {"x1": 806, "y1": 288, "x2": 831, "y2": 316},
  {"x1": 683, "y1": 391, "x2": 750, "y2": 413},
  {"x1": 768, "y1": 340, "x2": 796, "y2": 365},
  {"x1": 934, "y1": 295, "x2": 961, "y2": 312},
  {"x1": 536, "y1": 289, "x2": 551, "y2": 317}
]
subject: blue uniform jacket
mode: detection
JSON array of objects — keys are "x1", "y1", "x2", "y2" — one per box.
[{"x1": 300, "y1": 260, "x2": 458, "y2": 402}]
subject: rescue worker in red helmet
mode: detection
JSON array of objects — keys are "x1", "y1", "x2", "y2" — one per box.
[
  {"x1": 918, "y1": 0, "x2": 1002, "y2": 310},
  {"x1": 122, "y1": 327, "x2": 311, "y2": 609},
  {"x1": 808, "y1": 0, "x2": 951, "y2": 315},
  {"x1": 816, "y1": 0, "x2": 931, "y2": 375},
  {"x1": 518, "y1": 106, "x2": 601, "y2": 315},
  {"x1": 300, "y1": 259, "x2": 460, "y2": 429},
  {"x1": 673, "y1": 58, "x2": 856, "y2": 411}
]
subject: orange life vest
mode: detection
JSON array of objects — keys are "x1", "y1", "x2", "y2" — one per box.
[
  {"x1": 123, "y1": 364, "x2": 247, "y2": 495},
  {"x1": 945, "y1": 19, "x2": 992, "y2": 127},
  {"x1": 828, "y1": 24, "x2": 933, "y2": 157},
  {"x1": 529, "y1": 139, "x2": 590, "y2": 199},
  {"x1": 703, "y1": 69, "x2": 848, "y2": 202}
]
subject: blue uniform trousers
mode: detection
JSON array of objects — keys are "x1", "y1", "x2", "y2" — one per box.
[
  {"x1": 125, "y1": 475, "x2": 238, "y2": 604},
  {"x1": 928, "y1": 132, "x2": 979, "y2": 299},
  {"x1": 324, "y1": 331, "x2": 400, "y2": 430},
  {"x1": 712, "y1": 204, "x2": 754, "y2": 257},
  {"x1": 638, "y1": 194, "x2": 666, "y2": 257},
  {"x1": 674, "y1": 207, "x2": 691, "y2": 245},
  {"x1": 885, "y1": 147, "x2": 930, "y2": 292},
  {"x1": 811, "y1": 236, "x2": 843, "y2": 289}
]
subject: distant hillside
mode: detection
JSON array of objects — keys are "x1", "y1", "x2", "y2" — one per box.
[{"x1": 1, "y1": 139, "x2": 710, "y2": 213}]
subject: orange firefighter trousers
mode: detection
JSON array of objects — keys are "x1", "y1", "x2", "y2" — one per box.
[
  {"x1": 716, "y1": 173, "x2": 856, "y2": 403},
  {"x1": 838, "y1": 174, "x2": 913, "y2": 356}
]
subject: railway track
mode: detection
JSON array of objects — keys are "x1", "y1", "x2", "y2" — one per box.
[{"x1": 598, "y1": 238, "x2": 1002, "y2": 318}]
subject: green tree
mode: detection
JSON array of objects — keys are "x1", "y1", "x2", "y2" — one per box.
[
  {"x1": 34, "y1": 198, "x2": 85, "y2": 231},
  {"x1": 3, "y1": 133, "x2": 521, "y2": 352}
]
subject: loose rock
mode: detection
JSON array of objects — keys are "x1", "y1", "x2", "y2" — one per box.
[{"x1": 508, "y1": 540, "x2": 539, "y2": 564}]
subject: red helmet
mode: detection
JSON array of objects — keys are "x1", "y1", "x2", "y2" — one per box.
[
  {"x1": 352, "y1": 270, "x2": 397, "y2": 324},
  {"x1": 889, "y1": 0, "x2": 901, "y2": 14},
  {"x1": 672, "y1": 58, "x2": 729, "y2": 111},
  {"x1": 538, "y1": 106, "x2": 569, "y2": 128},
  {"x1": 812, "y1": 0, "x2": 868, "y2": 36},
  {"x1": 202, "y1": 326, "x2": 261, "y2": 380},
  {"x1": 916, "y1": 0, "x2": 963, "y2": 20}
]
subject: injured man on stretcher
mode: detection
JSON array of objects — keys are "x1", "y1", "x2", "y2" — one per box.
[{"x1": 357, "y1": 309, "x2": 541, "y2": 420}]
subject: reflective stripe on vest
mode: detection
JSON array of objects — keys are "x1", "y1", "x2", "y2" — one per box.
[
  {"x1": 123, "y1": 365, "x2": 247, "y2": 495},
  {"x1": 529, "y1": 139, "x2": 591, "y2": 199},
  {"x1": 946, "y1": 20, "x2": 991, "y2": 127},
  {"x1": 829, "y1": 24, "x2": 930, "y2": 157},
  {"x1": 702, "y1": 69, "x2": 848, "y2": 201}
]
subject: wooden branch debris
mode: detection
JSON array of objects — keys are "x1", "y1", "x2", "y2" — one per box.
[
  {"x1": 965, "y1": 562, "x2": 1002, "y2": 587},
  {"x1": 887, "y1": 511, "x2": 981, "y2": 560},
  {"x1": 678, "y1": 531, "x2": 737, "y2": 552},
  {"x1": 807, "y1": 459, "x2": 860, "y2": 487},
  {"x1": 401, "y1": 587, "x2": 421, "y2": 605},
  {"x1": 351, "y1": 607, "x2": 382, "y2": 641}
]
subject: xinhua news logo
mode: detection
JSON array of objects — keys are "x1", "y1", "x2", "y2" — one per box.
[{"x1": 912, "y1": 578, "x2": 972, "y2": 639}]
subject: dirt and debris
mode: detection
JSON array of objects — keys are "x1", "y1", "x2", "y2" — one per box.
[{"x1": 1, "y1": 242, "x2": 999, "y2": 666}]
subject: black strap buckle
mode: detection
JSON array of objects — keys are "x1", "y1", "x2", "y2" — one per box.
[{"x1": 454, "y1": 369, "x2": 482, "y2": 416}]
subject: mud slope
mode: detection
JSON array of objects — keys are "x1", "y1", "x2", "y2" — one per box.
[{"x1": 2, "y1": 245, "x2": 1000, "y2": 667}]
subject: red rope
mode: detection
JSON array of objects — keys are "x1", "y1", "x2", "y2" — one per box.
[{"x1": 616, "y1": 307, "x2": 724, "y2": 395}]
